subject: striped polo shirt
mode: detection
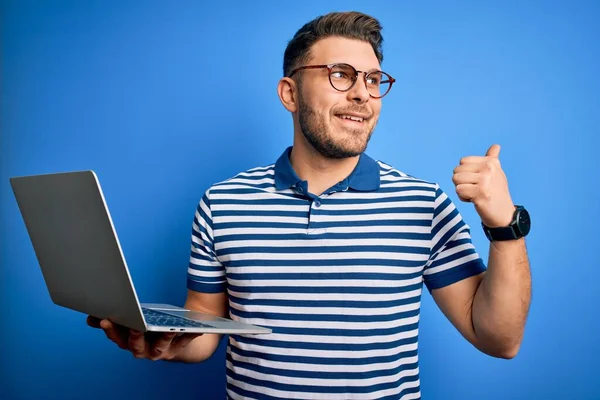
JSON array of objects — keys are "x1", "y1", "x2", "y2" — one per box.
[{"x1": 187, "y1": 146, "x2": 486, "y2": 400}]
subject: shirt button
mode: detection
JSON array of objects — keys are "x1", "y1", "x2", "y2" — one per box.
[{"x1": 314, "y1": 200, "x2": 321, "y2": 208}]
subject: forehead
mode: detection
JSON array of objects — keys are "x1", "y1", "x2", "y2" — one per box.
[{"x1": 308, "y1": 36, "x2": 381, "y2": 71}]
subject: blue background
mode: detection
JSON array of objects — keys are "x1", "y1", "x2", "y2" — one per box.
[{"x1": 2, "y1": 1, "x2": 599, "y2": 399}]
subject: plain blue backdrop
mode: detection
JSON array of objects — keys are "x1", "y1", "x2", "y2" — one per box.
[{"x1": 2, "y1": 1, "x2": 599, "y2": 399}]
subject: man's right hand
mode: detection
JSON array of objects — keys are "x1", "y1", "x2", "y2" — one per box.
[{"x1": 86, "y1": 316, "x2": 203, "y2": 361}]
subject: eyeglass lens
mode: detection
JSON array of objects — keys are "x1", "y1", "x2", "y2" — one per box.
[{"x1": 329, "y1": 64, "x2": 392, "y2": 97}]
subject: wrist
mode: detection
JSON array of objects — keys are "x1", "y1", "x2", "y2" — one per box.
[
  {"x1": 482, "y1": 205, "x2": 531, "y2": 242},
  {"x1": 481, "y1": 204, "x2": 515, "y2": 228}
]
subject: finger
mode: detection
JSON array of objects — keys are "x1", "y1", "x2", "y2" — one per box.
[
  {"x1": 455, "y1": 183, "x2": 479, "y2": 202},
  {"x1": 453, "y1": 163, "x2": 481, "y2": 174},
  {"x1": 128, "y1": 329, "x2": 148, "y2": 358},
  {"x1": 86, "y1": 316, "x2": 102, "y2": 329},
  {"x1": 99, "y1": 319, "x2": 113, "y2": 330},
  {"x1": 486, "y1": 144, "x2": 501, "y2": 158},
  {"x1": 150, "y1": 333, "x2": 177, "y2": 359},
  {"x1": 452, "y1": 172, "x2": 479, "y2": 186},
  {"x1": 101, "y1": 320, "x2": 130, "y2": 350},
  {"x1": 459, "y1": 156, "x2": 486, "y2": 165}
]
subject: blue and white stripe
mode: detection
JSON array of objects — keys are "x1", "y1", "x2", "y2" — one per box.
[{"x1": 188, "y1": 147, "x2": 486, "y2": 400}]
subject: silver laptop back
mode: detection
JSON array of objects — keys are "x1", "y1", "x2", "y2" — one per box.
[{"x1": 10, "y1": 171, "x2": 147, "y2": 332}]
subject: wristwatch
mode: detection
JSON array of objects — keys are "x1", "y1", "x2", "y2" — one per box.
[{"x1": 482, "y1": 205, "x2": 531, "y2": 241}]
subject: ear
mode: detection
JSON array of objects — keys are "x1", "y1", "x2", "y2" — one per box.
[{"x1": 277, "y1": 77, "x2": 298, "y2": 113}]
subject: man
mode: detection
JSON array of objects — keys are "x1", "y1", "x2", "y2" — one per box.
[{"x1": 88, "y1": 11, "x2": 531, "y2": 400}]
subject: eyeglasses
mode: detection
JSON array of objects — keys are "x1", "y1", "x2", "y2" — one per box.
[{"x1": 288, "y1": 63, "x2": 396, "y2": 99}]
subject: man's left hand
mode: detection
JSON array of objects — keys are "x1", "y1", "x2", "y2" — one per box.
[{"x1": 452, "y1": 144, "x2": 515, "y2": 227}]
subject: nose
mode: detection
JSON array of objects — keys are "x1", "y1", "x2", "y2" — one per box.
[{"x1": 346, "y1": 73, "x2": 370, "y2": 104}]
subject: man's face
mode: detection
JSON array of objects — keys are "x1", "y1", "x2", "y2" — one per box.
[{"x1": 295, "y1": 37, "x2": 383, "y2": 159}]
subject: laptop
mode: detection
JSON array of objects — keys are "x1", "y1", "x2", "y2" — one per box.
[{"x1": 9, "y1": 170, "x2": 271, "y2": 335}]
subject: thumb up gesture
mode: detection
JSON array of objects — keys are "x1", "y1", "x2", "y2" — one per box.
[{"x1": 452, "y1": 144, "x2": 516, "y2": 228}]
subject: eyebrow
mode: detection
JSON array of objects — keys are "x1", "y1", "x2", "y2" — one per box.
[{"x1": 329, "y1": 63, "x2": 382, "y2": 73}]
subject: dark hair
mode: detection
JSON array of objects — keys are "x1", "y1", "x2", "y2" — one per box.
[{"x1": 283, "y1": 11, "x2": 384, "y2": 78}]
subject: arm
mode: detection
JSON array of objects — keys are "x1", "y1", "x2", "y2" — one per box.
[
  {"x1": 431, "y1": 237, "x2": 531, "y2": 358},
  {"x1": 169, "y1": 289, "x2": 229, "y2": 363},
  {"x1": 432, "y1": 143, "x2": 532, "y2": 358},
  {"x1": 172, "y1": 187, "x2": 229, "y2": 362}
]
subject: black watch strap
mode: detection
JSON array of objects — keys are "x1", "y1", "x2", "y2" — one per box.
[
  {"x1": 482, "y1": 223, "x2": 520, "y2": 241},
  {"x1": 482, "y1": 205, "x2": 530, "y2": 242}
]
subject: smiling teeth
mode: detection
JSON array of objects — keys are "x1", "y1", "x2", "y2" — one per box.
[{"x1": 340, "y1": 115, "x2": 364, "y2": 122}]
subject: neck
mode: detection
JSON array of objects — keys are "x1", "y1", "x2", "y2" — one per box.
[{"x1": 290, "y1": 135, "x2": 360, "y2": 196}]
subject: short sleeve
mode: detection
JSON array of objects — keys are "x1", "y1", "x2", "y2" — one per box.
[
  {"x1": 187, "y1": 189, "x2": 226, "y2": 293},
  {"x1": 423, "y1": 184, "x2": 487, "y2": 291}
]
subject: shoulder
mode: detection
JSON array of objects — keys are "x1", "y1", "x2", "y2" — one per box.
[
  {"x1": 375, "y1": 159, "x2": 440, "y2": 195},
  {"x1": 204, "y1": 162, "x2": 277, "y2": 197}
]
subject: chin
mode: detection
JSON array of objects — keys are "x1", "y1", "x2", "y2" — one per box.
[
  {"x1": 328, "y1": 140, "x2": 369, "y2": 159},
  {"x1": 301, "y1": 121, "x2": 374, "y2": 159},
  {"x1": 339, "y1": 132, "x2": 371, "y2": 152}
]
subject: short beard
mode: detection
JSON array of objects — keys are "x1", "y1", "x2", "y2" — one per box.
[{"x1": 297, "y1": 92, "x2": 375, "y2": 159}]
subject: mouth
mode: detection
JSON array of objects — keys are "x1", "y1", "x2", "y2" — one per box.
[{"x1": 335, "y1": 113, "x2": 369, "y2": 125}]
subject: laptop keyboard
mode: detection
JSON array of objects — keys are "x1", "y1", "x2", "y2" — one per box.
[{"x1": 142, "y1": 307, "x2": 215, "y2": 328}]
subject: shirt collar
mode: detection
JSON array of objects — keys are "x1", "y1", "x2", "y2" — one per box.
[{"x1": 274, "y1": 146, "x2": 380, "y2": 192}]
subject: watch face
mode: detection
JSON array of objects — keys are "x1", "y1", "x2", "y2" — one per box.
[{"x1": 517, "y1": 208, "x2": 531, "y2": 236}]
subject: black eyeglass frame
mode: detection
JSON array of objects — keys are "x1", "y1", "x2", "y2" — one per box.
[{"x1": 287, "y1": 63, "x2": 396, "y2": 99}]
